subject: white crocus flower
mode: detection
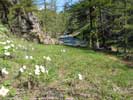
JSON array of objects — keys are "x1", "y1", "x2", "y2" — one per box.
[
  {"x1": 35, "y1": 65, "x2": 41, "y2": 75},
  {"x1": 25, "y1": 56, "x2": 33, "y2": 59},
  {"x1": 10, "y1": 44, "x2": 15, "y2": 48},
  {"x1": 29, "y1": 56, "x2": 33, "y2": 59},
  {"x1": 25, "y1": 55, "x2": 29, "y2": 59},
  {"x1": 35, "y1": 65, "x2": 40, "y2": 69},
  {"x1": 46, "y1": 56, "x2": 51, "y2": 61},
  {"x1": 19, "y1": 65, "x2": 27, "y2": 73},
  {"x1": 34, "y1": 65, "x2": 48, "y2": 75},
  {"x1": 78, "y1": 74, "x2": 83, "y2": 80},
  {"x1": 23, "y1": 65, "x2": 26, "y2": 70},
  {"x1": 0, "y1": 42, "x2": 6, "y2": 45},
  {"x1": 19, "y1": 68, "x2": 24, "y2": 73},
  {"x1": 4, "y1": 52, "x2": 10, "y2": 56},
  {"x1": 4, "y1": 46, "x2": 11, "y2": 50},
  {"x1": 43, "y1": 56, "x2": 51, "y2": 61},
  {"x1": 29, "y1": 73, "x2": 32, "y2": 75},
  {"x1": 35, "y1": 68, "x2": 40, "y2": 75},
  {"x1": 0, "y1": 86, "x2": 9, "y2": 97},
  {"x1": 32, "y1": 48, "x2": 34, "y2": 50},
  {"x1": 1, "y1": 68, "x2": 9, "y2": 75},
  {"x1": 43, "y1": 56, "x2": 46, "y2": 59},
  {"x1": 6, "y1": 40, "x2": 11, "y2": 44}
]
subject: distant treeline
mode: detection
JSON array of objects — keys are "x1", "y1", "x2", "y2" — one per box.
[{"x1": 65, "y1": 0, "x2": 133, "y2": 53}]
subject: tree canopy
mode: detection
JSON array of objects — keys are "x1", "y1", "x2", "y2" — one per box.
[{"x1": 66, "y1": 0, "x2": 133, "y2": 53}]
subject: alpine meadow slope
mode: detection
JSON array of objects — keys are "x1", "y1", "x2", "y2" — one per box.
[{"x1": 0, "y1": 34, "x2": 132, "y2": 99}]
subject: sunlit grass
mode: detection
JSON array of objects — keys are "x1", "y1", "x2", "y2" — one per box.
[{"x1": 0, "y1": 36, "x2": 132, "y2": 99}]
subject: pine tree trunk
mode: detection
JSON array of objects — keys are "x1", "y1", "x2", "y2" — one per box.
[{"x1": 0, "y1": 0, "x2": 9, "y2": 24}]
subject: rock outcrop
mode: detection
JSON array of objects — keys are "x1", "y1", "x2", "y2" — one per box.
[{"x1": 0, "y1": 0, "x2": 58, "y2": 44}]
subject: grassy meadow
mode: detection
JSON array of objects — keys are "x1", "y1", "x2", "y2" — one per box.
[{"x1": 0, "y1": 35, "x2": 132, "y2": 100}]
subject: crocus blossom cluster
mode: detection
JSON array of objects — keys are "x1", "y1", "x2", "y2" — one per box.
[
  {"x1": 19, "y1": 65, "x2": 26, "y2": 73},
  {"x1": 0, "y1": 40, "x2": 12, "y2": 45},
  {"x1": 6, "y1": 40, "x2": 12, "y2": 44},
  {"x1": 35, "y1": 65, "x2": 48, "y2": 75},
  {"x1": 25, "y1": 55, "x2": 33, "y2": 59},
  {"x1": 4, "y1": 52, "x2": 10, "y2": 56},
  {"x1": 0, "y1": 86, "x2": 9, "y2": 97},
  {"x1": 0, "y1": 42, "x2": 6, "y2": 45},
  {"x1": 0, "y1": 40, "x2": 15, "y2": 56},
  {"x1": 4, "y1": 44, "x2": 14, "y2": 50},
  {"x1": 4, "y1": 46, "x2": 11, "y2": 50},
  {"x1": 43, "y1": 56, "x2": 51, "y2": 61}
]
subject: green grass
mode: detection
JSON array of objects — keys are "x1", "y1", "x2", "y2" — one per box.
[{"x1": 0, "y1": 35, "x2": 133, "y2": 99}]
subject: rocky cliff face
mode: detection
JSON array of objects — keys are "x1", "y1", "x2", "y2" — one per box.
[{"x1": 0, "y1": 0, "x2": 46, "y2": 43}]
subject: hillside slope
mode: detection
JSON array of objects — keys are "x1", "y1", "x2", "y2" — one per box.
[{"x1": 0, "y1": 35, "x2": 133, "y2": 99}]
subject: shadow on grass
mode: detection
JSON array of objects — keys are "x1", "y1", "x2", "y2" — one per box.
[
  {"x1": 63, "y1": 45, "x2": 133, "y2": 68},
  {"x1": 63, "y1": 45, "x2": 96, "y2": 54}
]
